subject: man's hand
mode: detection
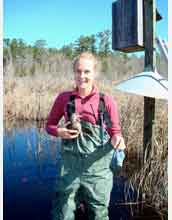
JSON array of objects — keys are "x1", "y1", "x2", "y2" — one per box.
[
  {"x1": 111, "y1": 135, "x2": 126, "y2": 150},
  {"x1": 57, "y1": 127, "x2": 79, "y2": 139}
]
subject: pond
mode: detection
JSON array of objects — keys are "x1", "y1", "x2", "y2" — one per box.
[
  {"x1": 4, "y1": 123, "x2": 61, "y2": 220},
  {"x1": 3, "y1": 122, "x2": 164, "y2": 220}
]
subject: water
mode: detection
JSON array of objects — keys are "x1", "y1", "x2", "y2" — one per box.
[
  {"x1": 4, "y1": 124, "x2": 61, "y2": 220},
  {"x1": 3, "y1": 123, "x2": 162, "y2": 220}
]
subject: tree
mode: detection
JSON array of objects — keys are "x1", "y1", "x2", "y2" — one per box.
[
  {"x1": 97, "y1": 30, "x2": 111, "y2": 57},
  {"x1": 33, "y1": 39, "x2": 47, "y2": 64},
  {"x1": 60, "y1": 44, "x2": 74, "y2": 59},
  {"x1": 3, "y1": 38, "x2": 10, "y2": 48},
  {"x1": 3, "y1": 38, "x2": 11, "y2": 60},
  {"x1": 34, "y1": 39, "x2": 47, "y2": 49},
  {"x1": 10, "y1": 38, "x2": 18, "y2": 59},
  {"x1": 74, "y1": 35, "x2": 97, "y2": 56}
]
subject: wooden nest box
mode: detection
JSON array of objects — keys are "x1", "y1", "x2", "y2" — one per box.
[{"x1": 112, "y1": 0, "x2": 162, "y2": 53}]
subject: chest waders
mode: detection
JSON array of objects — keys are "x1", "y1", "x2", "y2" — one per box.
[{"x1": 52, "y1": 94, "x2": 114, "y2": 220}]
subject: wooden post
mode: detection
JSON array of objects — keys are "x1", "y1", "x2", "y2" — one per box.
[{"x1": 143, "y1": 0, "x2": 156, "y2": 163}]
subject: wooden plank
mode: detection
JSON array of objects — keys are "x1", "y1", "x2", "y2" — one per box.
[
  {"x1": 143, "y1": 0, "x2": 156, "y2": 162},
  {"x1": 143, "y1": 0, "x2": 156, "y2": 70},
  {"x1": 143, "y1": 97, "x2": 155, "y2": 161}
]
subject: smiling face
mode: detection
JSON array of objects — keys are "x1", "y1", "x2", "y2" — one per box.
[{"x1": 74, "y1": 57, "x2": 96, "y2": 91}]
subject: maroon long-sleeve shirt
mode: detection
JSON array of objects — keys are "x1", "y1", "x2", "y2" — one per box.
[{"x1": 46, "y1": 86, "x2": 121, "y2": 138}]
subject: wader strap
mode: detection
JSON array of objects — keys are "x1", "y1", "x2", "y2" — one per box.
[
  {"x1": 98, "y1": 93, "x2": 113, "y2": 147},
  {"x1": 97, "y1": 93, "x2": 112, "y2": 128},
  {"x1": 66, "y1": 95, "x2": 75, "y2": 120}
]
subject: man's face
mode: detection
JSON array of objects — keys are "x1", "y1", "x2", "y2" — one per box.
[{"x1": 74, "y1": 58, "x2": 96, "y2": 90}]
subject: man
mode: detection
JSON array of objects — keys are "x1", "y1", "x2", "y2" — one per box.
[{"x1": 46, "y1": 52, "x2": 126, "y2": 220}]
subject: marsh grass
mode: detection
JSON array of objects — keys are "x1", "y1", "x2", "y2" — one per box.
[{"x1": 122, "y1": 100, "x2": 167, "y2": 217}]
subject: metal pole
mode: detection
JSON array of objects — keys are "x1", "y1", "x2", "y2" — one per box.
[
  {"x1": 156, "y1": 37, "x2": 168, "y2": 63},
  {"x1": 143, "y1": 0, "x2": 156, "y2": 162}
]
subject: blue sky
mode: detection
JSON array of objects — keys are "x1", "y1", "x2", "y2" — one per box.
[{"x1": 4, "y1": 0, "x2": 168, "y2": 48}]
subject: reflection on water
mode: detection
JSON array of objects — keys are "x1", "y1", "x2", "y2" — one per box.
[
  {"x1": 3, "y1": 123, "x2": 162, "y2": 220},
  {"x1": 4, "y1": 123, "x2": 61, "y2": 220}
]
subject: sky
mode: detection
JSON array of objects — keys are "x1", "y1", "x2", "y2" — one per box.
[{"x1": 4, "y1": 0, "x2": 168, "y2": 48}]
